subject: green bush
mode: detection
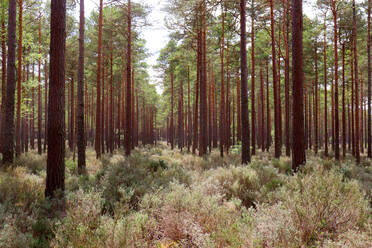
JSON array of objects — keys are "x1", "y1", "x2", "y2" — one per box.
[
  {"x1": 99, "y1": 156, "x2": 190, "y2": 214},
  {"x1": 14, "y1": 153, "x2": 46, "y2": 174},
  {"x1": 252, "y1": 166, "x2": 369, "y2": 247},
  {"x1": 211, "y1": 166, "x2": 261, "y2": 207}
]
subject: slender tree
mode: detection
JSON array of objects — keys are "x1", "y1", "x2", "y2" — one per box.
[
  {"x1": 292, "y1": 0, "x2": 306, "y2": 171},
  {"x1": 331, "y1": 0, "x2": 339, "y2": 160},
  {"x1": 352, "y1": 0, "x2": 360, "y2": 163},
  {"x1": 240, "y1": 0, "x2": 250, "y2": 164},
  {"x1": 95, "y1": 0, "x2": 103, "y2": 158},
  {"x1": 125, "y1": 0, "x2": 132, "y2": 156},
  {"x1": 0, "y1": 5, "x2": 6, "y2": 154},
  {"x1": 324, "y1": 17, "x2": 328, "y2": 156},
  {"x1": 77, "y1": 0, "x2": 86, "y2": 173},
  {"x1": 199, "y1": 0, "x2": 207, "y2": 156},
  {"x1": 368, "y1": 0, "x2": 371, "y2": 158},
  {"x1": 37, "y1": 20, "x2": 42, "y2": 154},
  {"x1": 15, "y1": 0, "x2": 22, "y2": 156},
  {"x1": 251, "y1": 0, "x2": 256, "y2": 155},
  {"x1": 219, "y1": 5, "x2": 225, "y2": 157},
  {"x1": 45, "y1": 0, "x2": 67, "y2": 198},
  {"x1": 2, "y1": 0, "x2": 16, "y2": 164},
  {"x1": 270, "y1": 0, "x2": 280, "y2": 158}
]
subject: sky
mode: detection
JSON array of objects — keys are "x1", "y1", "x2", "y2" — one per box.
[{"x1": 80, "y1": 0, "x2": 327, "y2": 94}]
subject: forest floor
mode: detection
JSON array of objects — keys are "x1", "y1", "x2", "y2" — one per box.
[{"x1": 0, "y1": 143, "x2": 372, "y2": 247}]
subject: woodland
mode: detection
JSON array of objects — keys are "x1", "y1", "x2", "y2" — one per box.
[{"x1": 0, "y1": 0, "x2": 371, "y2": 247}]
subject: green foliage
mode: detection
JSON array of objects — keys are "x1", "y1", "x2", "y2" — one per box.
[{"x1": 99, "y1": 152, "x2": 191, "y2": 214}]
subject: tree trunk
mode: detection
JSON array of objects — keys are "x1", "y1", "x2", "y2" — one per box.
[
  {"x1": 332, "y1": 1, "x2": 339, "y2": 160},
  {"x1": 283, "y1": 0, "x2": 290, "y2": 156},
  {"x1": 16, "y1": 0, "x2": 22, "y2": 156},
  {"x1": 77, "y1": 0, "x2": 86, "y2": 173},
  {"x1": 44, "y1": 61, "x2": 48, "y2": 152},
  {"x1": 266, "y1": 60, "x2": 271, "y2": 151},
  {"x1": 324, "y1": 18, "x2": 328, "y2": 156},
  {"x1": 352, "y1": 0, "x2": 360, "y2": 163},
  {"x1": 45, "y1": 0, "x2": 66, "y2": 199},
  {"x1": 95, "y1": 0, "x2": 103, "y2": 158},
  {"x1": 270, "y1": 0, "x2": 280, "y2": 158},
  {"x1": 37, "y1": 21, "x2": 42, "y2": 155},
  {"x1": 0, "y1": 10, "x2": 6, "y2": 154},
  {"x1": 251, "y1": 1, "x2": 256, "y2": 155},
  {"x1": 240, "y1": 0, "x2": 251, "y2": 164},
  {"x1": 219, "y1": 6, "x2": 225, "y2": 157},
  {"x1": 314, "y1": 45, "x2": 319, "y2": 154},
  {"x1": 342, "y1": 43, "x2": 346, "y2": 158},
  {"x1": 368, "y1": 0, "x2": 371, "y2": 158},
  {"x1": 2, "y1": 0, "x2": 16, "y2": 164},
  {"x1": 178, "y1": 78, "x2": 184, "y2": 150},
  {"x1": 125, "y1": 0, "x2": 132, "y2": 156},
  {"x1": 292, "y1": 0, "x2": 306, "y2": 171},
  {"x1": 260, "y1": 68, "x2": 265, "y2": 151},
  {"x1": 170, "y1": 71, "x2": 174, "y2": 150},
  {"x1": 199, "y1": 1, "x2": 207, "y2": 156}
]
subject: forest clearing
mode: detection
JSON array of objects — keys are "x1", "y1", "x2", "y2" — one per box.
[{"x1": 0, "y1": 0, "x2": 371, "y2": 247}]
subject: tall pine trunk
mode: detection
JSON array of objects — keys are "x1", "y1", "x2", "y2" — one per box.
[
  {"x1": 95, "y1": 0, "x2": 103, "y2": 158},
  {"x1": 219, "y1": 6, "x2": 225, "y2": 157},
  {"x1": 292, "y1": 0, "x2": 306, "y2": 171},
  {"x1": 270, "y1": 0, "x2": 280, "y2": 158},
  {"x1": 368, "y1": 0, "x2": 371, "y2": 158},
  {"x1": 352, "y1": 0, "x2": 360, "y2": 163},
  {"x1": 16, "y1": 0, "x2": 22, "y2": 156},
  {"x1": 240, "y1": 0, "x2": 251, "y2": 164},
  {"x1": 251, "y1": 1, "x2": 256, "y2": 155},
  {"x1": 332, "y1": 1, "x2": 340, "y2": 160},
  {"x1": 324, "y1": 19, "x2": 328, "y2": 156},
  {"x1": 45, "y1": 0, "x2": 66, "y2": 198},
  {"x1": 37, "y1": 21, "x2": 42, "y2": 154},
  {"x1": 125, "y1": 0, "x2": 132, "y2": 156},
  {"x1": 2, "y1": 0, "x2": 16, "y2": 164},
  {"x1": 77, "y1": 0, "x2": 86, "y2": 173},
  {"x1": 0, "y1": 9, "x2": 6, "y2": 154}
]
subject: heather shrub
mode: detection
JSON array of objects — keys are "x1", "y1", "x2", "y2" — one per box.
[
  {"x1": 252, "y1": 166, "x2": 369, "y2": 247},
  {"x1": 14, "y1": 153, "x2": 46, "y2": 174},
  {"x1": 0, "y1": 167, "x2": 44, "y2": 213},
  {"x1": 99, "y1": 156, "x2": 191, "y2": 213},
  {"x1": 0, "y1": 215, "x2": 32, "y2": 248},
  {"x1": 210, "y1": 166, "x2": 261, "y2": 207},
  {"x1": 51, "y1": 190, "x2": 107, "y2": 248},
  {"x1": 140, "y1": 182, "x2": 251, "y2": 247}
]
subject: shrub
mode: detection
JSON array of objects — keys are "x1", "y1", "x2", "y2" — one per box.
[
  {"x1": 51, "y1": 190, "x2": 106, "y2": 248},
  {"x1": 0, "y1": 168, "x2": 44, "y2": 213},
  {"x1": 140, "y1": 182, "x2": 251, "y2": 248},
  {"x1": 0, "y1": 215, "x2": 32, "y2": 248},
  {"x1": 252, "y1": 167, "x2": 369, "y2": 247},
  {"x1": 99, "y1": 156, "x2": 190, "y2": 214},
  {"x1": 14, "y1": 153, "x2": 46, "y2": 174},
  {"x1": 210, "y1": 166, "x2": 261, "y2": 207}
]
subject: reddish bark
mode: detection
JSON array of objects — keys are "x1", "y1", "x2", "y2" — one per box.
[
  {"x1": 352, "y1": 0, "x2": 360, "y2": 163},
  {"x1": 368, "y1": 0, "x2": 371, "y2": 158},
  {"x1": 45, "y1": 0, "x2": 67, "y2": 198},
  {"x1": 270, "y1": 0, "x2": 280, "y2": 158},
  {"x1": 324, "y1": 19, "x2": 328, "y2": 156},
  {"x1": 292, "y1": 0, "x2": 306, "y2": 171},
  {"x1": 1, "y1": 0, "x2": 16, "y2": 164},
  {"x1": 77, "y1": 0, "x2": 86, "y2": 173},
  {"x1": 219, "y1": 6, "x2": 225, "y2": 157},
  {"x1": 251, "y1": 2, "x2": 256, "y2": 155},
  {"x1": 16, "y1": 0, "x2": 22, "y2": 156},
  {"x1": 240, "y1": 0, "x2": 251, "y2": 164},
  {"x1": 95, "y1": 0, "x2": 103, "y2": 158}
]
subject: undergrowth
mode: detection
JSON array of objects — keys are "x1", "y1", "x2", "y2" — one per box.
[{"x1": 0, "y1": 144, "x2": 371, "y2": 247}]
